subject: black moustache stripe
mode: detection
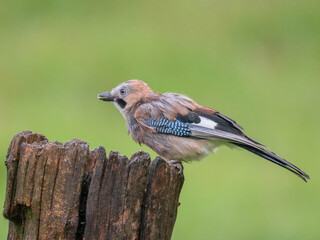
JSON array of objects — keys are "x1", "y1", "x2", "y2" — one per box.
[{"x1": 117, "y1": 99, "x2": 127, "y2": 109}]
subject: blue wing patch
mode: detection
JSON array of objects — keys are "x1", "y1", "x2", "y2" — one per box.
[{"x1": 144, "y1": 118, "x2": 191, "y2": 137}]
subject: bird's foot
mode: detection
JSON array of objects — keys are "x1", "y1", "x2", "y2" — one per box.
[{"x1": 167, "y1": 160, "x2": 184, "y2": 174}]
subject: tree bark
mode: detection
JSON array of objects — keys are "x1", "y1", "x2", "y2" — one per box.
[{"x1": 3, "y1": 131, "x2": 184, "y2": 240}]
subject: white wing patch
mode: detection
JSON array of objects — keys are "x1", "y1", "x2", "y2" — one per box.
[{"x1": 191, "y1": 116, "x2": 217, "y2": 129}]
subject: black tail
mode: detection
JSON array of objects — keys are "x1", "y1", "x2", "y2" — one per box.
[{"x1": 234, "y1": 143, "x2": 310, "y2": 182}]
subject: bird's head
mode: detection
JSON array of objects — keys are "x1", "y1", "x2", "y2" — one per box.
[{"x1": 98, "y1": 80, "x2": 155, "y2": 113}]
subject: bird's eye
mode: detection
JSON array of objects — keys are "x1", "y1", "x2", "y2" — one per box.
[{"x1": 120, "y1": 88, "x2": 127, "y2": 95}]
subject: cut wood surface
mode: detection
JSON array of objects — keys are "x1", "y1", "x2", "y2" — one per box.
[{"x1": 3, "y1": 131, "x2": 184, "y2": 240}]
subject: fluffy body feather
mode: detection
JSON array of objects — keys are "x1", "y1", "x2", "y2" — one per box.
[{"x1": 98, "y1": 80, "x2": 310, "y2": 181}]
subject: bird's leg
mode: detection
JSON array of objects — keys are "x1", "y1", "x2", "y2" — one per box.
[{"x1": 167, "y1": 160, "x2": 184, "y2": 174}]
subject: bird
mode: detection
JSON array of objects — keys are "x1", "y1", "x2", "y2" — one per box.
[{"x1": 98, "y1": 79, "x2": 310, "y2": 182}]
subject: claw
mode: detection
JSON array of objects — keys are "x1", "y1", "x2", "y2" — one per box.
[{"x1": 167, "y1": 160, "x2": 183, "y2": 174}]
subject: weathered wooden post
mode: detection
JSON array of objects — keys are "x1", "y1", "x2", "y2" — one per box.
[{"x1": 3, "y1": 131, "x2": 184, "y2": 240}]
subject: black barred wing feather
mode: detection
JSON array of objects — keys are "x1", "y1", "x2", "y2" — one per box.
[{"x1": 143, "y1": 118, "x2": 191, "y2": 137}]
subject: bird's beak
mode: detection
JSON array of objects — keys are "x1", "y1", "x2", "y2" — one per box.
[{"x1": 97, "y1": 91, "x2": 115, "y2": 101}]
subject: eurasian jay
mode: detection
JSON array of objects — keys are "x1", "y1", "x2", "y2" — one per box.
[{"x1": 98, "y1": 80, "x2": 309, "y2": 182}]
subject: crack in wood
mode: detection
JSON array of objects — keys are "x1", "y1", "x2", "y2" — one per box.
[{"x1": 37, "y1": 146, "x2": 48, "y2": 240}]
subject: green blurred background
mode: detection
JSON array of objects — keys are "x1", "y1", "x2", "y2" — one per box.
[{"x1": 1, "y1": 0, "x2": 319, "y2": 239}]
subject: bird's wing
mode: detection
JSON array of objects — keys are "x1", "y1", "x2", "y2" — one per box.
[
  {"x1": 134, "y1": 93, "x2": 309, "y2": 181},
  {"x1": 134, "y1": 92, "x2": 258, "y2": 143}
]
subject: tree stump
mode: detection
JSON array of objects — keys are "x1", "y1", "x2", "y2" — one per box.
[{"x1": 3, "y1": 131, "x2": 184, "y2": 240}]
